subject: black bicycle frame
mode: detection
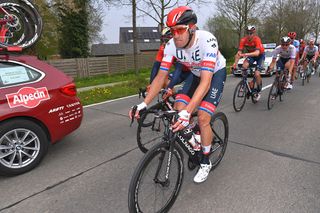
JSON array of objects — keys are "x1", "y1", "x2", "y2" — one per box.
[
  {"x1": 241, "y1": 68, "x2": 256, "y2": 95},
  {"x1": 153, "y1": 111, "x2": 223, "y2": 183}
]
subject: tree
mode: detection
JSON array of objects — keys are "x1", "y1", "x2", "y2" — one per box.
[
  {"x1": 88, "y1": 0, "x2": 106, "y2": 44},
  {"x1": 205, "y1": 15, "x2": 238, "y2": 60},
  {"x1": 56, "y1": 0, "x2": 90, "y2": 58},
  {"x1": 261, "y1": 0, "x2": 314, "y2": 43},
  {"x1": 133, "y1": 0, "x2": 210, "y2": 31},
  {"x1": 216, "y1": 0, "x2": 265, "y2": 40}
]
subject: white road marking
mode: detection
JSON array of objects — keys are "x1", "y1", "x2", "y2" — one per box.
[{"x1": 262, "y1": 84, "x2": 272, "y2": 91}]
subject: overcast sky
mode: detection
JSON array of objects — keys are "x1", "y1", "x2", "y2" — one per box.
[{"x1": 100, "y1": 4, "x2": 216, "y2": 44}]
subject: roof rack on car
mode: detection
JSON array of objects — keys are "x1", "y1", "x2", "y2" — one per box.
[{"x1": 0, "y1": 46, "x2": 23, "y2": 53}]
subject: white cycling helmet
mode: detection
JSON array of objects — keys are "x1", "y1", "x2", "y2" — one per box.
[
  {"x1": 281, "y1": 36, "x2": 291, "y2": 44},
  {"x1": 246, "y1": 25, "x2": 256, "y2": 32}
]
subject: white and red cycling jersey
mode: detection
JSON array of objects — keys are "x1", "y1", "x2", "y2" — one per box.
[
  {"x1": 272, "y1": 44, "x2": 296, "y2": 59},
  {"x1": 304, "y1": 45, "x2": 319, "y2": 56},
  {"x1": 160, "y1": 30, "x2": 226, "y2": 77}
]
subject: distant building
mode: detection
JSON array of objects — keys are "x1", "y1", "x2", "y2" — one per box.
[
  {"x1": 91, "y1": 27, "x2": 161, "y2": 57},
  {"x1": 119, "y1": 27, "x2": 161, "y2": 43}
]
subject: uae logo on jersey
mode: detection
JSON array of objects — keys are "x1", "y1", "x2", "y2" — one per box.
[{"x1": 6, "y1": 87, "x2": 50, "y2": 108}]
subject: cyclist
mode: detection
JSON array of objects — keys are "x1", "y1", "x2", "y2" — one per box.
[
  {"x1": 268, "y1": 37, "x2": 296, "y2": 89},
  {"x1": 299, "y1": 39, "x2": 306, "y2": 58},
  {"x1": 233, "y1": 25, "x2": 265, "y2": 101},
  {"x1": 148, "y1": 27, "x2": 190, "y2": 98},
  {"x1": 301, "y1": 39, "x2": 319, "y2": 74},
  {"x1": 129, "y1": 6, "x2": 227, "y2": 183},
  {"x1": 147, "y1": 27, "x2": 173, "y2": 91},
  {"x1": 287, "y1": 32, "x2": 300, "y2": 84}
]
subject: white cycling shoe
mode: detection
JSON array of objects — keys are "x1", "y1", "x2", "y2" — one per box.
[{"x1": 194, "y1": 161, "x2": 212, "y2": 183}]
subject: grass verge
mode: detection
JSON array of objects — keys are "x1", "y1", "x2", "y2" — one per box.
[
  {"x1": 78, "y1": 76, "x2": 148, "y2": 106},
  {"x1": 75, "y1": 68, "x2": 150, "y2": 88},
  {"x1": 77, "y1": 65, "x2": 233, "y2": 106}
]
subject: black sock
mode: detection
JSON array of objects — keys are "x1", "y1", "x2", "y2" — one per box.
[{"x1": 201, "y1": 154, "x2": 210, "y2": 164}]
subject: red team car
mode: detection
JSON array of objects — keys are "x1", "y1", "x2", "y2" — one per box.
[{"x1": 0, "y1": 54, "x2": 83, "y2": 176}]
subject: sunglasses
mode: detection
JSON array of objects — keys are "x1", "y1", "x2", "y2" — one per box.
[
  {"x1": 281, "y1": 43, "x2": 289, "y2": 46},
  {"x1": 170, "y1": 25, "x2": 189, "y2": 35},
  {"x1": 247, "y1": 32, "x2": 254, "y2": 35}
]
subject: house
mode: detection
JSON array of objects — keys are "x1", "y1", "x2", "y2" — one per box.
[{"x1": 91, "y1": 27, "x2": 161, "y2": 57}]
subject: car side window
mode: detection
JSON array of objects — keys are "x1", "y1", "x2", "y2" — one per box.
[{"x1": 0, "y1": 62, "x2": 42, "y2": 88}]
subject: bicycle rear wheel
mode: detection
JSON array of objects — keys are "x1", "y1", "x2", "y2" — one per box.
[
  {"x1": 0, "y1": 0, "x2": 42, "y2": 49},
  {"x1": 267, "y1": 81, "x2": 278, "y2": 110},
  {"x1": 137, "y1": 108, "x2": 165, "y2": 153},
  {"x1": 128, "y1": 142, "x2": 184, "y2": 213},
  {"x1": 233, "y1": 80, "x2": 247, "y2": 112},
  {"x1": 209, "y1": 112, "x2": 228, "y2": 170}
]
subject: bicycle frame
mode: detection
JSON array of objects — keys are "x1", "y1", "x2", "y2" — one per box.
[
  {"x1": 241, "y1": 68, "x2": 256, "y2": 96},
  {"x1": 155, "y1": 111, "x2": 223, "y2": 183}
]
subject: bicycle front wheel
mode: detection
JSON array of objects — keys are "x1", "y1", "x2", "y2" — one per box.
[
  {"x1": 128, "y1": 142, "x2": 184, "y2": 213},
  {"x1": 233, "y1": 81, "x2": 247, "y2": 112},
  {"x1": 267, "y1": 81, "x2": 278, "y2": 110},
  {"x1": 0, "y1": 0, "x2": 43, "y2": 49},
  {"x1": 210, "y1": 112, "x2": 229, "y2": 170}
]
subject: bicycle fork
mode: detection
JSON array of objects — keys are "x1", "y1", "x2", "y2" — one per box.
[{"x1": 153, "y1": 131, "x2": 176, "y2": 187}]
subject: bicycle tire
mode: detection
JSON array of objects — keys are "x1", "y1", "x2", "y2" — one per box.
[
  {"x1": 128, "y1": 142, "x2": 184, "y2": 213},
  {"x1": 233, "y1": 80, "x2": 247, "y2": 112},
  {"x1": 0, "y1": 0, "x2": 42, "y2": 49},
  {"x1": 267, "y1": 81, "x2": 278, "y2": 110},
  {"x1": 209, "y1": 112, "x2": 228, "y2": 170},
  {"x1": 251, "y1": 78, "x2": 258, "y2": 104}
]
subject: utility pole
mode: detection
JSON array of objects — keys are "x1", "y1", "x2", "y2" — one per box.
[{"x1": 132, "y1": 0, "x2": 139, "y2": 75}]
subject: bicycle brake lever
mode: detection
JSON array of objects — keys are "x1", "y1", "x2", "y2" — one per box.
[{"x1": 130, "y1": 105, "x2": 138, "y2": 127}]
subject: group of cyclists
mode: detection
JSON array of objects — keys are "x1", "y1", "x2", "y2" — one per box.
[{"x1": 128, "y1": 6, "x2": 319, "y2": 184}]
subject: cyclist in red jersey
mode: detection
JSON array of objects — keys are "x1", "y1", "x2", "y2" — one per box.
[
  {"x1": 233, "y1": 25, "x2": 265, "y2": 101},
  {"x1": 287, "y1": 32, "x2": 300, "y2": 84},
  {"x1": 148, "y1": 27, "x2": 172, "y2": 91},
  {"x1": 299, "y1": 39, "x2": 306, "y2": 58}
]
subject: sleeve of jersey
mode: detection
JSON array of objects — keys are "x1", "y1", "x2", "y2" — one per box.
[
  {"x1": 238, "y1": 38, "x2": 245, "y2": 51},
  {"x1": 160, "y1": 47, "x2": 174, "y2": 72},
  {"x1": 155, "y1": 45, "x2": 165, "y2": 62},
  {"x1": 272, "y1": 47, "x2": 279, "y2": 59},
  {"x1": 201, "y1": 38, "x2": 218, "y2": 72},
  {"x1": 255, "y1": 38, "x2": 264, "y2": 52},
  {"x1": 290, "y1": 48, "x2": 296, "y2": 59}
]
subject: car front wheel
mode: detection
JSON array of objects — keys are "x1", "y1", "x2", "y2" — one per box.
[{"x1": 0, "y1": 119, "x2": 49, "y2": 176}]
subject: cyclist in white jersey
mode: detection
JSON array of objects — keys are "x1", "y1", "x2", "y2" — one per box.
[
  {"x1": 301, "y1": 39, "x2": 319, "y2": 73},
  {"x1": 129, "y1": 6, "x2": 227, "y2": 183},
  {"x1": 268, "y1": 37, "x2": 296, "y2": 89}
]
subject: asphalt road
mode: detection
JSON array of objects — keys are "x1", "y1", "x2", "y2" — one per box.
[{"x1": 1, "y1": 74, "x2": 320, "y2": 213}]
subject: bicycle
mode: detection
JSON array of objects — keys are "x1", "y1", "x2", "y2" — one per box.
[
  {"x1": 135, "y1": 88, "x2": 175, "y2": 153},
  {"x1": 233, "y1": 67, "x2": 260, "y2": 112},
  {"x1": 128, "y1": 109, "x2": 228, "y2": 213},
  {"x1": 0, "y1": 0, "x2": 42, "y2": 50},
  {"x1": 267, "y1": 68, "x2": 289, "y2": 110},
  {"x1": 301, "y1": 59, "x2": 313, "y2": 85},
  {"x1": 315, "y1": 58, "x2": 320, "y2": 77}
]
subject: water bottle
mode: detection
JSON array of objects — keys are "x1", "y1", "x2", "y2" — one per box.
[{"x1": 188, "y1": 131, "x2": 201, "y2": 151}]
